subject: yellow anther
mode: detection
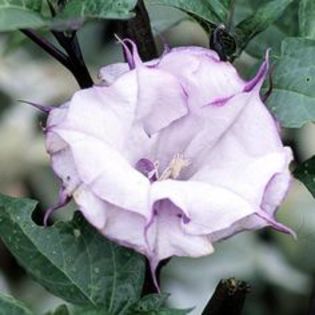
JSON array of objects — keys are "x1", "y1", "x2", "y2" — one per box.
[{"x1": 159, "y1": 154, "x2": 190, "y2": 180}]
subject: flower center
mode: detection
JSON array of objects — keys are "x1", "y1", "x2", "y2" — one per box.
[
  {"x1": 158, "y1": 153, "x2": 190, "y2": 181},
  {"x1": 135, "y1": 154, "x2": 190, "y2": 182}
]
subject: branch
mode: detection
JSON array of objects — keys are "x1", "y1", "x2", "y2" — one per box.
[
  {"x1": 307, "y1": 278, "x2": 315, "y2": 315},
  {"x1": 202, "y1": 278, "x2": 250, "y2": 315},
  {"x1": 21, "y1": 29, "x2": 93, "y2": 89},
  {"x1": 52, "y1": 31, "x2": 94, "y2": 89},
  {"x1": 20, "y1": 29, "x2": 71, "y2": 70}
]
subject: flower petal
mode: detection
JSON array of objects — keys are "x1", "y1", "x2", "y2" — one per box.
[
  {"x1": 135, "y1": 64, "x2": 188, "y2": 136},
  {"x1": 53, "y1": 129, "x2": 151, "y2": 218},
  {"x1": 150, "y1": 179, "x2": 256, "y2": 235},
  {"x1": 191, "y1": 93, "x2": 293, "y2": 209},
  {"x1": 145, "y1": 199, "x2": 214, "y2": 273},
  {"x1": 157, "y1": 46, "x2": 245, "y2": 108},
  {"x1": 98, "y1": 63, "x2": 129, "y2": 85}
]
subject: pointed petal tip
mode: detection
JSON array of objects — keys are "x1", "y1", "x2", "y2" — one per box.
[
  {"x1": 256, "y1": 210, "x2": 296, "y2": 239},
  {"x1": 244, "y1": 48, "x2": 271, "y2": 92},
  {"x1": 43, "y1": 188, "x2": 71, "y2": 227},
  {"x1": 149, "y1": 258, "x2": 161, "y2": 293},
  {"x1": 114, "y1": 34, "x2": 142, "y2": 69},
  {"x1": 18, "y1": 100, "x2": 53, "y2": 113}
]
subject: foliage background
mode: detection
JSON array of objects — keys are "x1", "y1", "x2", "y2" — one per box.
[{"x1": 0, "y1": 0, "x2": 315, "y2": 314}]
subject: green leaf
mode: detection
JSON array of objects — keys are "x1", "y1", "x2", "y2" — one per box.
[
  {"x1": 235, "y1": 0, "x2": 293, "y2": 53},
  {"x1": 73, "y1": 306, "x2": 110, "y2": 315},
  {"x1": 244, "y1": 0, "x2": 299, "y2": 59},
  {"x1": 54, "y1": 0, "x2": 137, "y2": 27},
  {"x1": 127, "y1": 294, "x2": 192, "y2": 315},
  {"x1": 0, "y1": 293, "x2": 33, "y2": 315},
  {"x1": 147, "y1": 0, "x2": 227, "y2": 25},
  {"x1": 0, "y1": 0, "x2": 137, "y2": 31},
  {"x1": 294, "y1": 156, "x2": 315, "y2": 198},
  {"x1": 0, "y1": 0, "x2": 46, "y2": 31},
  {"x1": 0, "y1": 194, "x2": 145, "y2": 313},
  {"x1": 73, "y1": 294, "x2": 191, "y2": 315},
  {"x1": 299, "y1": 0, "x2": 315, "y2": 39},
  {"x1": 267, "y1": 37, "x2": 315, "y2": 128},
  {"x1": 45, "y1": 305, "x2": 71, "y2": 315}
]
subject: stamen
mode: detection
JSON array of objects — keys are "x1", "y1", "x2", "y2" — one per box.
[
  {"x1": 136, "y1": 154, "x2": 190, "y2": 182},
  {"x1": 159, "y1": 154, "x2": 190, "y2": 181}
]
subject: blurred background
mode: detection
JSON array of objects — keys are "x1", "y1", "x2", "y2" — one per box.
[{"x1": 0, "y1": 1, "x2": 314, "y2": 314}]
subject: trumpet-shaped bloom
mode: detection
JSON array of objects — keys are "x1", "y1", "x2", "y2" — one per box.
[{"x1": 45, "y1": 41, "x2": 293, "y2": 284}]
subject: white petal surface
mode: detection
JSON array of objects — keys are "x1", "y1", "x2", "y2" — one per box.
[{"x1": 150, "y1": 180, "x2": 257, "y2": 235}]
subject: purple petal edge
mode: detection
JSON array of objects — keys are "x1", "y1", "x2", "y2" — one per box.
[
  {"x1": 256, "y1": 210, "x2": 297, "y2": 239},
  {"x1": 44, "y1": 188, "x2": 71, "y2": 227},
  {"x1": 244, "y1": 49, "x2": 270, "y2": 92},
  {"x1": 19, "y1": 100, "x2": 53, "y2": 113},
  {"x1": 115, "y1": 35, "x2": 142, "y2": 70}
]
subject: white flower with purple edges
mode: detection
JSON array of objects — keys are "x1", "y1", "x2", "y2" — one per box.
[{"x1": 43, "y1": 40, "x2": 294, "y2": 288}]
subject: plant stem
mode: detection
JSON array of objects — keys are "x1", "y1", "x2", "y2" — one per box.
[
  {"x1": 21, "y1": 28, "x2": 93, "y2": 89},
  {"x1": 202, "y1": 278, "x2": 250, "y2": 315},
  {"x1": 20, "y1": 29, "x2": 70, "y2": 70},
  {"x1": 52, "y1": 31, "x2": 94, "y2": 89}
]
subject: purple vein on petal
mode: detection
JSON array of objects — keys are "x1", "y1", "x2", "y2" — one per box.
[{"x1": 205, "y1": 95, "x2": 234, "y2": 107}]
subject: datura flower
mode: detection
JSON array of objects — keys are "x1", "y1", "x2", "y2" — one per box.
[{"x1": 44, "y1": 40, "x2": 294, "y2": 285}]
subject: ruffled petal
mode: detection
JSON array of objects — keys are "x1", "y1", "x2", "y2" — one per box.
[
  {"x1": 53, "y1": 129, "x2": 151, "y2": 218},
  {"x1": 145, "y1": 199, "x2": 214, "y2": 279},
  {"x1": 73, "y1": 186, "x2": 108, "y2": 230},
  {"x1": 150, "y1": 179, "x2": 256, "y2": 235},
  {"x1": 156, "y1": 46, "x2": 245, "y2": 108},
  {"x1": 53, "y1": 78, "x2": 138, "y2": 152},
  {"x1": 190, "y1": 93, "x2": 293, "y2": 208},
  {"x1": 98, "y1": 63, "x2": 129, "y2": 85},
  {"x1": 74, "y1": 187, "x2": 149, "y2": 254},
  {"x1": 136, "y1": 67, "x2": 188, "y2": 136}
]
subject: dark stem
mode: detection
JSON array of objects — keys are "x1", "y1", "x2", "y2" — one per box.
[
  {"x1": 20, "y1": 29, "x2": 71, "y2": 70},
  {"x1": 116, "y1": 0, "x2": 158, "y2": 61},
  {"x1": 307, "y1": 276, "x2": 315, "y2": 315},
  {"x1": 52, "y1": 31, "x2": 94, "y2": 89},
  {"x1": 47, "y1": 0, "x2": 93, "y2": 89},
  {"x1": 21, "y1": 28, "x2": 93, "y2": 89},
  {"x1": 202, "y1": 278, "x2": 250, "y2": 315}
]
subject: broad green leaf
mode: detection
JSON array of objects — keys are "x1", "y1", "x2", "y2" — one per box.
[
  {"x1": 55, "y1": 0, "x2": 137, "y2": 21},
  {"x1": 45, "y1": 305, "x2": 71, "y2": 315},
  {"x1": 244, "y1": 0, "x2": 299, "y2": 59},
  {"x1": 146, "y1": 4, "x2": 188, "y2": 34},
  {"x1": 0, "y1": 0, "x2": 46, "y2": 31},
  {"x1": 267, "y1": 38, "x2": 315, "y2": 128},
  {"x1": 127, "y1": 294, "x2": 192, "y2": 315},
  {"x1": 0, "y1": 0, "x2": 138, "y2": 31},
  {"x1": 147, "y1": 0, "x2": 227, "y2": 25},
  {"x1": 299, "y1": 0, "x2": 315, "y2": 39},
  {"x1": 72, "y1": 308, "x2": 103, "y2": 315},
  {"x1": 0, "y1": 293, "x2": 33, "y2": 315},
  {"x1": 234, "y1": 0, "x2": 293, "y2": 53},
  {"x1": 73, "y1": 294, "x2": 191, "y2": 315},
  {"x1": 294, "y1": 156, "x2": 315, "y2": 198},
  {"x1": 0, "y1": 194, "x2": 145, "y2": 313}
]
